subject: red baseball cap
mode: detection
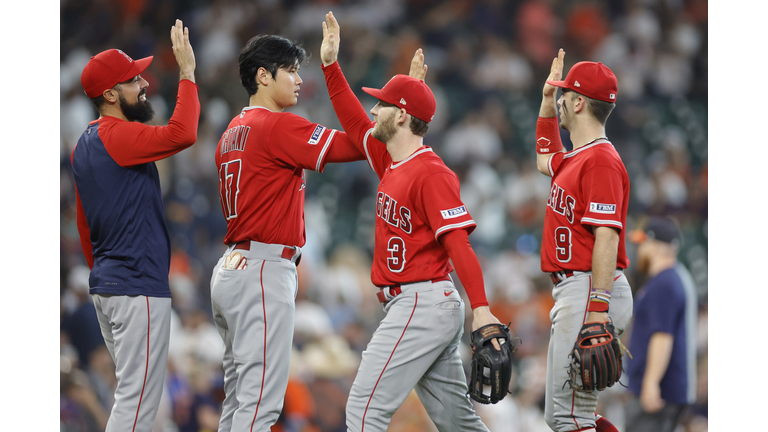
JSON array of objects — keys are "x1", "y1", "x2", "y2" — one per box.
[
  {"x1": 80, "y1": 49, "x2": 153, "y2": 99},
  {"x1": 362, "y1": 75, "x2": 436, "y2": 123},
  {"x1": 546, "y1": 61, "x2": 617, "y2": 103}
]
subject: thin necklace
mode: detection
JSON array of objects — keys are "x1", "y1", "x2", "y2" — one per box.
[{"x1": 585, "y1": 136, "x2": 607, "y2": 145}]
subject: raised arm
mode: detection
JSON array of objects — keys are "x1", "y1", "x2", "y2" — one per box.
[
  {"x1": 536, "y1": 49, "x2": 566, "y2": 176},
  {"x1": 105, "y1": 19, "x2": 200, "y2": 166},
  {"x1": 171, "y1": 18, "x2": 196, "y2": 83},
  {"x1": 321, "y1": 12, "x2": 375, "y2": 147}
]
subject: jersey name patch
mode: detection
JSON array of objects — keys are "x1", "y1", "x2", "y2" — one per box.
[
  {"x1": 307, "y1": 125, "x2": 326, "y2": 145},
  {"x1": 440, "y1": 206, "x2": 467, "y2": 219},
  {"x1": 589, "y1": 203, "x2": 616, "y2": 214}
]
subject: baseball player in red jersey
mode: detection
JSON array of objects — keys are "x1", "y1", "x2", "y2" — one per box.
[
  {"x1": 71, "y1": 20, "x2": 199, "y2": 432},
  {"x1": 534, "y1": 49, "x2": 633, "y2": 432},
  {"x1": 209, "y1": 34, "x2": 368, "y2": 432},
  {"x1": 320, "y1": 13, "x2": 507, "y2": 432}
]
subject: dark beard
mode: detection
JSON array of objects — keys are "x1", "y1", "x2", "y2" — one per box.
[
  {"x1": 119, "y1": 91, "x2": 155, "y2": 123},
  {"x1": 371, "y1": 114, "x2": 397, "y2": 143}
]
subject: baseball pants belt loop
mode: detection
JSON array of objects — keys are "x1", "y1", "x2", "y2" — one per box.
[
  {"x1": 232, "y1": 240, "x2": 302, "y2": 266},
  {"x1": 376, "y1": 275, "x2": 452, "y2": 304},
  {"x1": 550, "y1": 270, "x2": 575, "y2": 285}
]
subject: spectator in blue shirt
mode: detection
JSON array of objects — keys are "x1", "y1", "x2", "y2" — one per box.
[{"x1": 624, "y1": 216, "x2": 698, "y2": 432}]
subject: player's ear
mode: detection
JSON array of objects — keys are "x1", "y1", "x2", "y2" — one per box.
[
  {"x1": 397, "y1": 108, "x2": 409, "y2": 126},
  {"x1": 573, "y1": 95, "x2": 586, "y2": 113},
  {"x1": 103, "y1": 88, "x2": 119, "y2": 104},
  {"x1": 256, "y1": 67, "x2": 272, "y2": 86}
]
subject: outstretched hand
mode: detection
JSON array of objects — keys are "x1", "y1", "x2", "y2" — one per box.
[
  {"x1": 321, "y1": 11, "x2": 340, "y2": 66},
  {"x1": 170, "y1": 19, "x2": 196, "y2": 83},
  {"x1": 543, "y1": 48, "x2": 565, "y2": 98},
  {"x1": 408, "y1": 48, "x2": 428, "y2": 82}
]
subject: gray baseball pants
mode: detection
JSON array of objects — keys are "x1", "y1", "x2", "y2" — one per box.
[
  {"x1": 210, "y1": 241, "x2": 301, "y2": 432},
  {"x1": 544, "y1": 269, "x2": 633, "y2": 431},
  {"x1": 346, "y1": 278, "x2": 489, "y2": 432},
  {"x1": 92, "y1": 294, "x2": 172, "y2": 432}
]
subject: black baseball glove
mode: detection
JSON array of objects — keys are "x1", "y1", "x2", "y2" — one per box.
[
  {"x1": 468, "y1": 323, "x2": 519, "y2": 404},
  {"x1": 565, "y1": 321, "x2": 626, "y2": 393}
]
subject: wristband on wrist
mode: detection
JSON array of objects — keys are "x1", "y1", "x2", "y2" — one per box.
[
  {"x1": 536, "y1": 116, "x2": 564, "y2": 154},
  {"x1": 587, "y1": 288, "x2": 611, "y2": 312}
]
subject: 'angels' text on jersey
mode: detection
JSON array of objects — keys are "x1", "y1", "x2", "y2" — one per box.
[
  {"x1": 376, "y1": 191, "x2": 412, "y2": 234},
  {"x1": 547, "y1": 182, "x2": 575, "y2": 224}
]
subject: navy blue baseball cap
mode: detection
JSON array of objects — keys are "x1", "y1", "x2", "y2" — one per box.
[{"x1": 629, "y1": 216, "x2": 680, "y2": 245}]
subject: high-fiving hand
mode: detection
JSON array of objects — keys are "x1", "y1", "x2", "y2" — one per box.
[
  {"x1": 170, "y1": 19, "x2": 196, "y2": 83},
  {"x1": 543, "y1": 48, "x2": 565, "y2": 99},
  {"x1": 408, "y1": 48, "x2": 428, "y2": 82},
  {"x1": 321, "y1": 12, "x2": 340, "y2": 67},
  {"x1": 322, "y1": 10, "x2": 428, "y2": 83}
]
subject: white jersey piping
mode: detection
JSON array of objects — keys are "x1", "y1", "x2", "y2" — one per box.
[
  {"x1": 435, "y1": 220, "x2": 476, "y2": 239},
  {"x1": 316, "y1": 129, "x2": 337, "y2": 172},
  {"x1": 391, "y1": 148, "x2": 433, "y2": 170}
]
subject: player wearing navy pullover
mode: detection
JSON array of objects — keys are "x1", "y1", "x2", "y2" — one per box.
[{"x1": 70, "y1": 21, "x2": 199, "y2": 432}]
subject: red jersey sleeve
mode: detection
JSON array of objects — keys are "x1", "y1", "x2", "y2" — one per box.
[
  {"x1": 322, "y1": 61, "x2": 390, "y2": 178},
  {"x1": 547, "y1": 151, "x2": 566, "y2": 177},
  {"x1": 268, "y1": 112, "x2": 353, "y2": 173},
  {"x1": 417, "y1": 172, "x2": 476, "y2": 240},
  {"x1": 580, "y1": 166, "x2": 626, "y2": 232},
  {"x1": 101, "y1": 79, "x2": 200, "y2": 166}
]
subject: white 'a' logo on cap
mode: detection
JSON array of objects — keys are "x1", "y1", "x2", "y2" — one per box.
[
  {"x1": 574, "y1": 81, "x2": 581, "y2": 87},
  {"x1": 400, "y1": 98, "x2": 407, "y2": 105}
]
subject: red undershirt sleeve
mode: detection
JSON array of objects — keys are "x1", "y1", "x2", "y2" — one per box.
[
  {"x1": 103, "y1": 79, "x2": 201, "y2": 166},
  {"x1": 440, "y1": 229, "x2": 489, "y2": 309},
  {"x1": 322, "y1": 61, "x2": 391, "y2": 177},
  {"x1": 324, "y1": 133, "x2": 366, "y2": 163},
  {"x1": 72, "y1": 147, "x2": 94, "y2": 269},
  {"x1": 321, "y1": 61, "x2": 376, "y2": 146}
]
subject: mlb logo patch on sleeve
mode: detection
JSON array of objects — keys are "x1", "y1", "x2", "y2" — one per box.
[
  {"x1": 589, "y1": 202, "x2": 616, "y2": 214},
  {"x1": 307, "y1": 125, "x2": 326, "y2": 145},
  {"x1": 440, "y1": 205, "x2": 468, "y2": 219}
]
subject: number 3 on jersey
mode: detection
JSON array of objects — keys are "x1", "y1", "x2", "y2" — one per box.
[
  {"x1": 387, "y1": 237, "x2": 406, "y2": 273},
  {"x1": 554, "y1": 227, "x2": 572, "y2": 263},
  {"x1": 219, "y1": 160, "x2": 241, "y2": 220}
]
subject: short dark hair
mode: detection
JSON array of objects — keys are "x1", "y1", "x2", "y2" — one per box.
[
  {"x1": 239, "y1": 35, "x2": 308, "y2": 96},
  {"x1": 91, "y1": 95, "x2": 107, "y2": 110},
  {"x1": 409, "y1": 116, "x2": 429, "y2": 137},
  {"x1": 564, "y1": 89, "x2": 615, "y2": 125},
  {"x1": 584, "y1": 96, "x2": 615, "y2": 124}
]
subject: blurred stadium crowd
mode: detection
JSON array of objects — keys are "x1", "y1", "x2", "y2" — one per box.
[{"x1": 59, "y1": 0, "x2": 708, "y2": 431}]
